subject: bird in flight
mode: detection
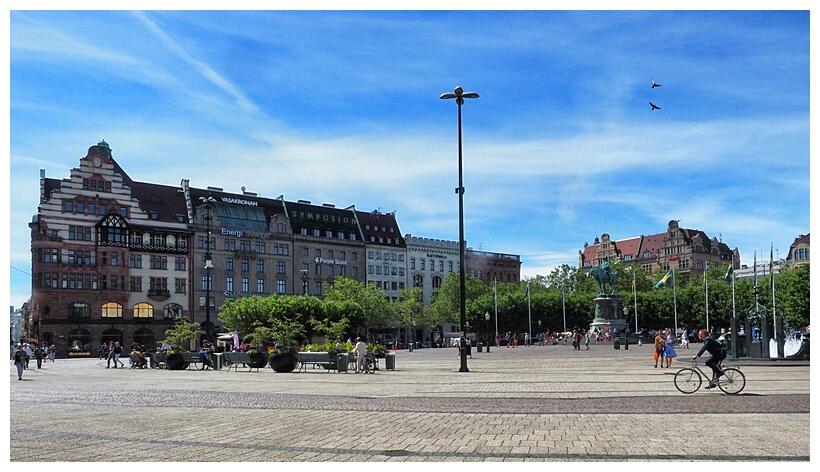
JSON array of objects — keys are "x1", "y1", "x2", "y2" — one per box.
[
  {"x1": 651, "y1": 80, "x2": 662, "y2": 88},
  {"x1": 649, "y1": 102, "x2": 661, "y2": 110}
]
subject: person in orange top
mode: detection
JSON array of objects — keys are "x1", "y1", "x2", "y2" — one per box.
[{"x1": 654, "y1": 331, "x2": 666, "y2": 368}]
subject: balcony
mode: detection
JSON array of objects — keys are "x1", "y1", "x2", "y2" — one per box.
[{"x1": 147, "y1": 289, "x2": 171, "y2": 301}]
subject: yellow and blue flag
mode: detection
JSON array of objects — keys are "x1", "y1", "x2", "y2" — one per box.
[
  {"x1": 524, "y1": 284, "x2": 529, "y2": 301},
  {"x1": 724, "y1": 261, "x2": 734, "y2": 284},
  {"x1": 653, "y1": 269, "x2": 673, "y2": 289}
]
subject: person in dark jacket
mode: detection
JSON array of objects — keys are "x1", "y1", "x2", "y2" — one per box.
[{"x1": 692, "y1": 329, "x2": 726, "y2": 388}]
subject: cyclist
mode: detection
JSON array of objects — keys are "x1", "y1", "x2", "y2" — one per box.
[
  {"x1": 692, "y1": 329, "x2": 727, "y2": 388},
  {"x1": 352, "y1": 337, "x2": 367, "y2": 373}
]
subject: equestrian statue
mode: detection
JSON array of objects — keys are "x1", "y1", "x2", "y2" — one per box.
[{"x1": 589, "y1": 261, "x2": 618, "y2": 296}]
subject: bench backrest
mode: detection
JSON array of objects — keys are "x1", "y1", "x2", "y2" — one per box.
[
  {"x1": 224, "y1": 352, "x2": 252, "y2": 364},
  {"x1": 297, "y1": 352, "x2": 334, "y2": 362}
]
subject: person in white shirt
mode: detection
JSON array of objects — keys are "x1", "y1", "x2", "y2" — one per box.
[{"x1": 352, "y1": 337, "x2": 367, "y2": 373}]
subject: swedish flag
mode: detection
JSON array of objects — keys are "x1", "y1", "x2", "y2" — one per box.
[
  {"x1": 724, "y1": 263, "x2": 733, "y2": 284},
  {"x1": 653, "y1": 270, "x2": 673, "y2": 289},
  {"x1": 524, "y1": 285, "x2": 529, "y2": 301}
]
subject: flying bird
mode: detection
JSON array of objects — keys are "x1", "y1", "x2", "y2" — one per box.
[
  {"x1": 649, "y1": 102, "x2": 661, "y2": 110},
  {"x1": 651, "y1": 80, "x2": 662, "y2": 88}
]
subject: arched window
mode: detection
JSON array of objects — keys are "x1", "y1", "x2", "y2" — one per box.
[
  {"x1": 163, "y1": 303, "x2": 184, "y2": 319},
  {"x1": 67, "y1": 328, "x2": 91, "y2": 355},
  {"x1": 432, "y1": 276, "x2": 442, "y2": 289},
  {"x1": 133, "y1": 302, "x2": 154, "y2": 319},
  {"x1": 101, "y1": 302, "x2": 123, "y2": 318},
  {"x1": 101, "y1": 329, "x2": 122, "y2": 348},
  {"x1": 413, "y1": 274, "x2": 423, "y2": 287},
  {"x1": 133, "y1": 329, "x2": 155, "y2": 349},
  {"x1": 67, "y1": 301, "x2": 90, "y2": 318}
]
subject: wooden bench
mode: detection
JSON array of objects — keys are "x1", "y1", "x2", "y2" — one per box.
[
  {"x1": 296, "y1": 351, "x2": 338, "y2": 373},
  {"x1": 223, "y1": 351, "x2": 259, "y2": 372}
]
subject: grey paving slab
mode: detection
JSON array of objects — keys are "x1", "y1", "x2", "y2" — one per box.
[{"x1": 8, "y1": 342, "x2": 812, "y2": 463}]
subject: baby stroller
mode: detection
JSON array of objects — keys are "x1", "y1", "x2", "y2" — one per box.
[{"x1": 129, "y1": 351, "x2": 147, "y2": 369}]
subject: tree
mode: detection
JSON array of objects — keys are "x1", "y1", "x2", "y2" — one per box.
[
  {"x1": 323, "y1": 277, "x2": 394, "y2": 329},
  {"x1": 160, "y1": 319, "x2": 203, "y2": 352}
]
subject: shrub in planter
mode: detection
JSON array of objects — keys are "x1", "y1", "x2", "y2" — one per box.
[{"x1": 164, "y1": 352, "x2": 186, "y2": 370}]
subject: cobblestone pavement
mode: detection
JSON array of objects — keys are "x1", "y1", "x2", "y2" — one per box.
[{"x1": 9, "y1": 342, "x2": 811, "y2": 462}]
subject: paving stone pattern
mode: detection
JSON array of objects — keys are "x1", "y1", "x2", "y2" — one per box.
[{"x1": 9, "y1": 342, "x2": 810, "y2": 462}]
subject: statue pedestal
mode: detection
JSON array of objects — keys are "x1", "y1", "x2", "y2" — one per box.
[{"x1": 589, "y1": 295, "x2": 628, "y2": 336}]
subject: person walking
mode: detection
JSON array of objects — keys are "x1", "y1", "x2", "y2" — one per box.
[
  {"x1": 34, "y1": 344, "x2": 44, "y2": 369},
  {"x1": 13, "y1": 344, "x2": 26, "y2": 380},
  {"x1": 584, "y1": 330, "x2": 590, "y2": 350},
  {"x1": 106, "y1": 341, "x2": 116, "y2": 368},
  {"x1": 654, "y1": 330, "x2": 666, "y2": 368},
  {"x1": 664, "y1": 331, "x2": 677, "y2": 367},
  {"x1": 112, "y1": 342, "x2": 125, "y2": 368},
  {"x1": 680, "y1": 327, "x2": 690, "y2": 349},
  {"x1": 23, "y1": 343, "x2": 33, "y2": 369},
  {"x1": 48, "y1": 344, "x2": 56, "y2": 362}
]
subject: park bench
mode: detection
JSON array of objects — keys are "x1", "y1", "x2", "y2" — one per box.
[
  {"x1": 149, "y1": 352, "x2": 166, "y2": 369},
  {"x1": 223, "y1": 351, "x2": 259, "y2": 372},
  {"x1": 296, "y1": 351, "x2": 338, "y2": 373},
  {"x1": 181, "y1": 352, "x2": 210, "y2": 370}
]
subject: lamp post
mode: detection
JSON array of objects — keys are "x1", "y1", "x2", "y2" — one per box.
[
  {"x1": 199, "y1": 196, "x2": 216, "y2": 343},
  {"x1": 485, "y1": 311, "x2": 491, "y2": 353},
  {"x1": 301, "y1": 269, "x2": 309, "y2": 295},
  {"x1": 440, "y1": 85, "x2": 479, "y2": 373}
]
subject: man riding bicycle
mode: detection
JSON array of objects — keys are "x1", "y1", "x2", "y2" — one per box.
[{"x1": 692, "y1": 329, "x2": 727, "y2": 388}]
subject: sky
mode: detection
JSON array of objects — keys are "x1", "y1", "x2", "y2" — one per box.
[{"x1": 3, "y1": 5, "x2": 813, "y2": 310}]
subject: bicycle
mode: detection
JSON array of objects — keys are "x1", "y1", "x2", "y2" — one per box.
[
  {"x1": 352, "y1": 351, "x2": 376, "y2": 374},
  {"x1": 674, "y1": 359, "x2": 745, "y2": 394}
]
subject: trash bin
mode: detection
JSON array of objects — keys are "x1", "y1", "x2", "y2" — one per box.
[
  {"x1": 212, "y1": 353, "x2": 223, "y2": 370},
  {"x1": 336, "y1": 353, "x2": 348, "y2": 373},
  {"x1": 623, "y1": 338, "x2": 629, "y2": 350},
  {"x1": 614, "y1": 339, "x2": 620, "y2": 350},
  {"x1": 477, "y1": 343, "x2": 483, "y2": 353},
  {"x1": 409, "y1": 343, "x2": 413, "y2": 352},
  {"x1": 385, "y1": 352, "x2": 395, "y2": 371}
]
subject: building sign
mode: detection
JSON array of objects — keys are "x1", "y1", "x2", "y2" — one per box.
[
  {"x1": 292, "y1": 210, "x2": 351, "y2": 225},
  {"x1": 224, "y1": 291, "x2": 252, "y2": 298},
  {"x1": 221, "y1": 197, "x2": 258, "y2": 206},
  {"x1": 220, "y1": 228, "x2": 270, "y2": 240},
  {"x1": 315, "y1": 256, "x2": 349, "y2": 266}
]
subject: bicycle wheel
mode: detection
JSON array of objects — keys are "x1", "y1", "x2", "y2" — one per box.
[
  {"x1": 674, "y1": 367, "x2": 702, "y2": 394},
  {"x1": 365, "y1": 357, "x2": 375, "y2": 374},
  {"x1": 717, "y1": 367, "x2": 746, "y2": 395}
]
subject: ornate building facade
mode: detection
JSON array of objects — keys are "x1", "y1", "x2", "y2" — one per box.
[{"x1": 579, "y1": 220, "x2": 740, "y2": 283}]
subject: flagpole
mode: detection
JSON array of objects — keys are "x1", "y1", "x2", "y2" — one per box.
[
  {"x1": 705, "y1": 262, "x2": 710, "y2": 333},
  {"x1": 561, "y1": 285, "x2": 567, "y2": 333},
  {"x1": 633, "y1": 271, "x2": 638, "y2": 333},
  {"x1": 731, "y1": 257, "x2": 736, "y2": 355},
  {"x1": 493, "y1": 278, "x2": 498, "y2": 343},
  {"x1": 527, "y1": 281, "x2": 532, "y2": 345},
  {"x1": 771, "y1": 242, "x2": 778, "y2": 357},
  {"x1": 672, "y1": 269, "x2": 678, "y2": 336}
]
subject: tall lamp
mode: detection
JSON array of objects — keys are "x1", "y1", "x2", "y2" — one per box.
[
  {"x1": 440, "y1": 85, "x2": 479, "y2": 373},
  {"x1": 199, "y1": 196, "x2": 217, "y2": 342}
]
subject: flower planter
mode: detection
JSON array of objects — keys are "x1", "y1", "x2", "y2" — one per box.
[
  {"x1": 248, "y1": 351, "x2": 268, "y2": 369},
  {"x1": 268, "y1": 351, "x2": 298, "y2": 373},
  {"x1": 164, "y1": 353, "x2": 186, "y2": 370}
]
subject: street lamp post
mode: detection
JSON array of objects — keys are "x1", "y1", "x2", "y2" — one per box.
[
  {"x1": 301, "y1": 269, "x2": 309, "y2": 295},
  {"x1": 199, "y1": 196, "x2": 217, "y2": 343},
  {"x1": 485, "y1": 311, "x2": 491, "y2": 353},
  {"x1": 440, "y1": 85, "x2": 479, "y2": 373}
]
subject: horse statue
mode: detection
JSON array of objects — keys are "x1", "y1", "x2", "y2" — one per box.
[{"x1": 589, "y1": 261, "x2": 618, "y2": 296}]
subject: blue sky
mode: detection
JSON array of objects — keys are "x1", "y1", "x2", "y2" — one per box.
[{"x1": 4, "y1": 7, "x2": 812, "y2": 309}]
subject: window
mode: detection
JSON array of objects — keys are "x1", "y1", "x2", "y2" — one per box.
[
  {"x1": 149, "y1": 255, "x2": 168, "y2": 270},
  {"x1": 129, "y1": 276, "x2": 143, "y2": 292},
  {"x1": 77, "y1": 202, "x2": 84, "y2": 213},
  {"x1": 277, "y1": 261, "x2": 286, "y2": 274},
  {"x1": 149, "y1": 277, "x2": 168, "y2": 295},
  {"x1": 226, "y1": 257, "x2": 234, "y2": 270},
  {"x1": 130, "y1": 254, "x2": 143, "y2": 268},
  {"x1": 67, "y1": 302, "x2": 90, "y2": 318},
  {"x1": 420, "y1": 260, "x2": 425, "y2": 270},
  {"x1": 314, "y1": 281, "x2": 322, "y2": 295},
  {"x1": 302, "y1": 247, "x2": 309, "y2": 257},
  {"x1": 255, "y1": 241, "x2": 265, "y2": 254},
  {"x1": 433, "y1": 276, "x2": 442, "y2": 289},
  {"x1": 257, "y1": 260, "x2": 265, "y2": 273},
  {"x1": 101, "y1": 302, "x2": 123, "y2": 318},
  {"x1": 201, "y1": 276, "x2": 212, "y2": 291},
  {"x1": 111, "y1": 252, "x2": 119, "y2": 266},
  {"x1": 257, "y1": 278, "x2": 265, "y2": 293},
  {"x1": 133, "y1": 302, "x2": 154, "y2": 319},
  {"x1": 175, "y1": 257, "x2": 186, "y2": 271},
  {"x1": 315, "y1": 264, "x2": 321, "y2": 276},
  {"x1": 340, "y1": 266, "x2": 346, "y2": 277},
  {"x1": 224, "y1": 238, "x2": 236, "y2": 251},
  {"x1": 174, "y1": 278, "x2": 188, "y2": 293},
  {"x1": 99, "y1": 204, "x2": 106, "y2": 215},
  {"x1": 413, "y1": 274, "x2": 423, "y2": 287},
  {"x1": 315, "y1": 249, "x2": 321, "y2": 258},
  {"x1": 64, "y1": 201, "x2": 73, "y2": 212},
  {"x1": 328, "y1": 265, "x2": 334, "y2": 277},
  {"x1": 242, "y1": 278, "x2": 249, "y2": 291},
  {"x1": 226, "y1": 277, "x2": 234, "y2": 291},
  {"x1": 241, "y1": 259, "x2": 249, "y2": 272},
  {"x1": 351, "y1": 267, "x2": 357, "y2": 278}
]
